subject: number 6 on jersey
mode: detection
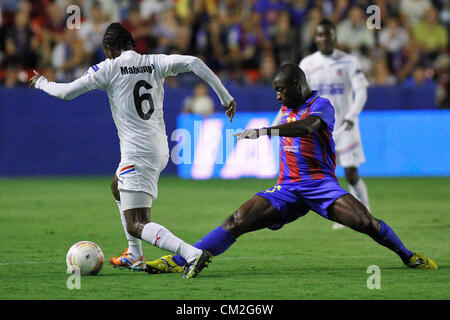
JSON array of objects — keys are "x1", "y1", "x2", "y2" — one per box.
[{"x1": 133, "y1": 80, "x2": 154, "y2": 120}]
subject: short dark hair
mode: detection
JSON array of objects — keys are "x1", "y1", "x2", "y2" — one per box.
[
  {"x1": 274, "y1": 62, "x2": 306, "y2": 83},
  {"x1": 317, "y1": 18, "x2": 336, "y2": 30},
  {"x1": 102, "y1": 23, "x2": 136, "y2": 51}
]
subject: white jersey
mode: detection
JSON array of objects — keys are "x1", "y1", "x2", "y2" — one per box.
[
  {"x1": 36, "y1": 50, "x2": 234, "y2": 158},
  {"x1": 299, "y1": 49, "x2": 368, "y2": 132}
]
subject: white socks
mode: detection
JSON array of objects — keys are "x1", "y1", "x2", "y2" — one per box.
[
  {"x1": 141, "y1": 222, "x2": 202, "y2": 263},
  {"x1": 116, "y1": 201, "x2": 143, "y2": 259},
  {"x1": 349, "y1": 178, "x2": 370, "y2": 211}
]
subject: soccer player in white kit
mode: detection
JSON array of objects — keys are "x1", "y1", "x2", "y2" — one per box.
[
  {"x1": 270, "y1": 18, "x2": 369, "y2": 230},
  {"x1": 28, "y1": 23, "x2": 236, "y2": 278}
]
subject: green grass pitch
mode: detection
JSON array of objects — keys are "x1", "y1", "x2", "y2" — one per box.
[{"x1": 0, "y1": 176, "x2": 449, "y2": 300}]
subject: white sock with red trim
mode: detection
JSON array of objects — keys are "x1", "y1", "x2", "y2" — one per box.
[{"x1": 141, "y1": 222, "x2": 202, "y2": 263}]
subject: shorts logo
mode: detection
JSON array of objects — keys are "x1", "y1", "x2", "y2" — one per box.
[
  {"x1": 120, "y1": 165, "x2": 135, "y2": 176},
  {"x1": 264, "y1": 185, "x2": 281, "y2": 193}
]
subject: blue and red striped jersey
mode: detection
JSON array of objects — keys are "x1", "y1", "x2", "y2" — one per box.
[{"x1": 277, "y1": 91, "x2": 337, "y2": 184}]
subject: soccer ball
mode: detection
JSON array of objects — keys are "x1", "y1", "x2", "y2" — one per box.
[{"x1": 66, "y1": 241, "x2": 104, "y2": 276}]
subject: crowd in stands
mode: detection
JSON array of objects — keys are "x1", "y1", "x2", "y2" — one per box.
[{"x1": 0, "y1": 0, "x2": 448, "y2": 108}]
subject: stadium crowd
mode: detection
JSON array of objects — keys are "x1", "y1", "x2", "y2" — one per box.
[{"x1": 0, "y1": 0, "x2": 448, "y2": 107}]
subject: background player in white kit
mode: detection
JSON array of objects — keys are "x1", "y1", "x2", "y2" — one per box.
[
  {"x1": 300, "y1": 19, "x2": 370, "y2": 230},
  {"x1": 28, "y1": 23, "x2": 236, "y2": 278}
]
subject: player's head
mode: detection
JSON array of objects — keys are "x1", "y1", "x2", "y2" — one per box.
[
  {"x1": 102, "y1": 23, "x2": 136, "y2": 58},
  {"x1": 314, "y1": 18, "x2": 336, "y2": 55},
  {"x1": 272, "y1": 63, "x2": 310, "y2": 108}
]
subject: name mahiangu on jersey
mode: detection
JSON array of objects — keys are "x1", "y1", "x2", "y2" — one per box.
[{"x1": 120, "y1": 64, "x2": 155, "y2": 75}]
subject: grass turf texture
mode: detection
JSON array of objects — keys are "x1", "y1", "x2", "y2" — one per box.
[{"x1": 0, "y1": 176, "x2": 449, "y2": 300}]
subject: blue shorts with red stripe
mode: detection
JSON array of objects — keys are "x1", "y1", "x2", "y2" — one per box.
[{"x1": 255, "y1": 177, "x2": 348, "y2": 230}]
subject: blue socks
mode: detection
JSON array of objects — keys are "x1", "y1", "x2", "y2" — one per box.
[
  {"x1": 172, "y1": 221, "x2": 413, "y2": 266},
  {"x1": 373, "y1": 220, "x2": 414, "y2": 263},
  {"x1": 172, "y1": 226, "x2": 236, "y2": 266}
]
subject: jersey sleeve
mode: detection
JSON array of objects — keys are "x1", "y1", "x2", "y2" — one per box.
[
  {"x1": 308, "y1": 98, "x2": 335, "y2": 127},
  {"x1": 154, "y1": 54, "x2": 234, "y2": 106},
  {"x1": 35, "y1": 60, "x2": 111, "y2": 100},
  {"x1": 81, "y1": 60, "x2": 111, "y2": 91}
]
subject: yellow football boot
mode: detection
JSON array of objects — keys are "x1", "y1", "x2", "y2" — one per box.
[
  {"x1": 406, "y1": 253, "x2": 438, "y2": 269},
  {"x1": 145, "y1": 255, "x2": 184, "y2": 274}
]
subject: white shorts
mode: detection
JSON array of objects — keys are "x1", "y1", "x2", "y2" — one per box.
[
  {"x1": 116, "y1": 155, "x2": 169, "y2": 210},
  {"x1": 334, "y1": 124, "x2": 366, "y2": 168}
]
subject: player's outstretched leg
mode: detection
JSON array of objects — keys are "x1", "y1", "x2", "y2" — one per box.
[
  {"x1": 333, "y1": 168, "x2": 370, "y2": 230},
  {"x1": 327, "y1": 194, "x2": 437, "y2": 269},
  {"x1": 146, "y1": 196, "x2": 281, "y2": 274}
]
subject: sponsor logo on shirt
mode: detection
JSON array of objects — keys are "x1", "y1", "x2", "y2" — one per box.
[
  {"x1": 283, "y1": 145, "x2": 299, "y2": 153},
  {"x1": 316, "y1": 83, "x2": 345, "y2": 95}
]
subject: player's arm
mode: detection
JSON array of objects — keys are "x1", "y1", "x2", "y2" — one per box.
[
  {"x1": 342, "y1": 85, "x2": 367, "y2": 130},
  {"x1": 342, "y1": 58, "x2": 368, "y2": 130},
  {"x1": 28, "y1": 62, "x2": 109, "y2": 100},
  {"x1": 234, "y1": 115, "x2": 323, "y2": 141},
  {"x1": 28, "y1": 70, "x2": 91, "y2": 100},
  {"x1": 164, "y1": 55, "x2": 236, "y2": 121}
]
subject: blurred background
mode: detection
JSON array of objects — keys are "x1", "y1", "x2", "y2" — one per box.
[{"x1": 0, "y1": 0, "x2": 449, "y2": 178}]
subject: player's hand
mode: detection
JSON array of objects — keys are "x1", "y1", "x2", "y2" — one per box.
[
  {"x1": 233, "y1": 128, "x2": 260, "y2": 142},
  {"x1": 342, "y1": 119, "x2": 354, "y2": 131},
  {"x1": 224, "y1": 99, "x2": 236, "y2": 122},
  {"x1": 27, "y1": 70, "x2": 42, "y2": 88}
]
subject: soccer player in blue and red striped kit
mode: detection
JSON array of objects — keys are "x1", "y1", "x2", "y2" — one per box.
[{"x1": 146, "y1": 63, "x2": 437, "y2": 275}]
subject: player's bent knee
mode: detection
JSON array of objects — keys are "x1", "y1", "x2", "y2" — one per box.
[
  {"x1": 126, "y1": 223, "x2": 140, "y2": 239},
  {"x1": 221, "y1": 210, "x2": 247, "y2": 238}
]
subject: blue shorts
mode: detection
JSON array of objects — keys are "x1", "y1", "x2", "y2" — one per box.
[{"x1": 255, "y1": 177, "x2": 348, "y2": 230}]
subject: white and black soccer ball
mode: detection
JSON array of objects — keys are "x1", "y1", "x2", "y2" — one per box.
[{"x1": 66, "y1": 241, "x2": 104, "y2": 276}]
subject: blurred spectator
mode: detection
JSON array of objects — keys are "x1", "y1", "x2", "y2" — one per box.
[
  {"x1": 78, "y1": 1, "x2": 109, "y2": 64},
  {"x1": 1, "y1": 60, "x2": 22, "y2": 87},
  {"x1": 182, "y1": 82, "x2": 215, "y2": 117},
  {"x1": 399, "y1": 0, "x2": 432, "y2": 28},
  {"x1": 141, "y1": 0, "x2": 174, "y2": 21},
  {"x1": 336, "y1": 6, "x2": 376, "y2": 53},
  {"x1": 153, "y1": 8, "x2": 179, "y2": 54},
  {"x1": 369, "y1": 56, "x2": 397, "y2": 86},
  {"x1": 328, "y1": 0, "x2": 351, "y2": 25},
  {"x1": 395, "y1": 38, "x2": 422, "y2": 82},
  {"x1": 439, "y1": 0, "x2": 450, "y2": 29},
  {"x1": 39, "y1": 2, "x2": 67, "y2": 67},
  {"x1": 288, "y1": 0, "x2": 309, "y2": 26},
  {"x1": 122, "y1": 3, "x2": 155, "y2": 54},
  {"x1": 299, "y1": 6, "x2": 323, "y2": 57},
  {"x1": 3, "y1": 3, "x2": 38, "y2": 68},
  {"x1": 270, "y1": 10, "x2": 299, "y2": 65},
  {"x1": 412, "y1": 6, "x2": 448, "y2": 63},
  {"x1": 378, "y1": 15, "x2": 409, "y2": 73},
  {"x1": 257, "y1": 51, "x2": 277, "y2": 84},
  {"x1": 402, "y1": 64, "x2": 436, "y2": 88},
  {"x1": 51, "y1": 28, "x2": 85, "y2": 81},
  {"x1": 433, "y1": 53, "x2": 449, "y2": 108},
  {"x1": 374, "y1": 0, "x2": 402, "y2": 22}
]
